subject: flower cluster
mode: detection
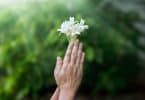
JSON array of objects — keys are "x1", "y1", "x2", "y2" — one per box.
[{"x1": 58, "y1": 17, "x2": 88, "y2": 40}]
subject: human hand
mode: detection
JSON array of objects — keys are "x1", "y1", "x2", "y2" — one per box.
[
  {"x1": 54, "y1": 40, "x2": 85, "y2": 100},
  {"x1": 50, "y1": 88, "x2": 60, "y2": 100}
]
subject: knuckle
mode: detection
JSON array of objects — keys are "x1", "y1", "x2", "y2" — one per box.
[
  {"x1": 63, "y1": 63, "x2": 68, "y2": 67},
  {"x1": 74, "y1": 45, "x2": 77, "y2": 49},
  {"x1": 79, "y1": 51, "x2": 82, "y2": 55},
  {"x1": 54, "y1": 69, "x2": 57, "y2": 74},
  {"x1": 54, "y1": 70, "x2": 58, "y2": 75},
  {"x1": 66, "y1": 53, "x2": 70, "y2": 57},
  {"x1": 72, "y1": 51, "x2": 76, "y2": 55},
  {"x1": 54, "y1": 72, "x2": 57, "y2": 77},
  {"x1": 67, "y1": 50, "x2": 71, "y2": 55},
  {"x1": 70, "y1": 62, "x2": 74, "y2": 66},
  {"x1": 64, "y1": 60, "x2": 69, "y2": 65},
  {"x1": 81, "y1": 59, "x2": 84, "y2": 63},
  {"x1": 77, "y1": 54, "x2": 80, "y2": 58},
  {"x1": 66, "y1": 55, "x2": 70, "y2": 59}
]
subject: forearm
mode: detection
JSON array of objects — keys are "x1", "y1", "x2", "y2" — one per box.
[
  {"x1": 50, "y1": 87, "x2": 60, "y2": 100},
  {"x1": 59, "y1": 88, "x2": 76, "y2": 100}
]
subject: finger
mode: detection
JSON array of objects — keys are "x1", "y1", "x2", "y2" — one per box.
[
  {"x1": 70, "y1": 39, "x2": 79, "y2": 65},
  {"x1": 78, "y1": 52, "x2": 85, "y2": 77},
  {"x1": 76, "y1": 67, "x2": 83, "y2": 79},
  {"x1": 76, "y1": 63, "x2": 83, "y2": 84},
  {"x1": 76, "y1": 43, "x2": 83, "y2": 66},
  {"x1": 63, "y1": 41, "x2": 74, "y2": 63},
  {"x1": 72, "y1": 66, "x2": 78, "y2": 76},
  {"x1": 56, "y1": 56, "x2": 63, "y2": 66},
  {"x1": 80, "y1": 52, "x2": 85, "y2": 68},
  {"x1": 54, "y1": 56, "x2": 63, "y2": 74}
]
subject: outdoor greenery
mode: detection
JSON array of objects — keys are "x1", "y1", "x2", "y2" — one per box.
[{"x1": 0, "y1": 0, "x2": 144, "y2": 99}]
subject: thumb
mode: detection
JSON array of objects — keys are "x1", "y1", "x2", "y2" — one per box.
[{"x1": 56, "y1": 56, "x2": 63, "y2": 67}]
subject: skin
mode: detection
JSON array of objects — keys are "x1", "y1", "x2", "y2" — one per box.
[
  {"x1": 50, "y1": 40, "x2": 85, "y2": 100},
  {"x1": 50, "y1": 88, "x2": 60, "y2": 100}
]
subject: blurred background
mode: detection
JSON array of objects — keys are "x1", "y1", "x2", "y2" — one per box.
[{"x1": 0, "y1": 0, "x2": 145, "y2": 100}]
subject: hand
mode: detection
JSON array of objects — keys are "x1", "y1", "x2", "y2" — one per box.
[{"x1": 54, "y1": 40, "x2": 85, "y2": 100}]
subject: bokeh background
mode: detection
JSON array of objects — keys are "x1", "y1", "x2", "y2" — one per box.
[{"x1": 0, "y1": 0, "x2": 145, "y2": 100}]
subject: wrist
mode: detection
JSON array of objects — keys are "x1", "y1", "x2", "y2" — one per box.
[{"x1": 59, "y1": 87, "x2": 76, "y2": 100}]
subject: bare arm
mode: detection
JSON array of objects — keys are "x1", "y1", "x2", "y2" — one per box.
[
  {"x1": 53, "y1": 40, "x2": 85, "y2": 100},
  {"x1": 50, "y1": 88, "x2": 60, "y2": 100}
]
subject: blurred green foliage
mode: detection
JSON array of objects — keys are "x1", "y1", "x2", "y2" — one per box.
[{"x1": 0, "y1": 0, "x2": 144, "y2": 99}]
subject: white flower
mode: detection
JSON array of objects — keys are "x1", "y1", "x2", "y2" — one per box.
[{"x1": 58, "y1": 17, "x2": 88, "y2": 37}]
